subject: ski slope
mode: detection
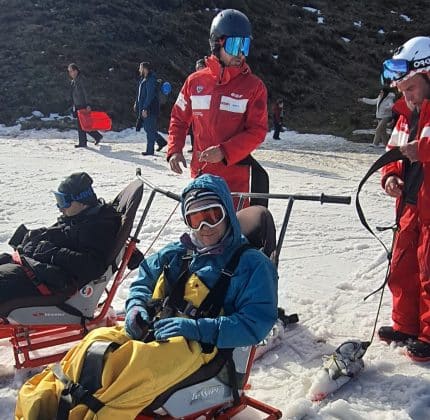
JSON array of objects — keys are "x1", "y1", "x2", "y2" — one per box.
[{"x1": 0, "y1": 126, "x2": 428, "y2": 420}]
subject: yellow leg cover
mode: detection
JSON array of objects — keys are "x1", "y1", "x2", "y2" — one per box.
[{"x1": 15, "y1": 326, "x2": 214, "y2": 420}]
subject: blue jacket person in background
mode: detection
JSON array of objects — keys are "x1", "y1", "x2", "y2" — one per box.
[{"x1": 134, "y1": 61, "x2": 167, "y2": 156}]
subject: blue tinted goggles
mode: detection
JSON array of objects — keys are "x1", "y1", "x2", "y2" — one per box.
[
  {"x1": 381, "y1": 57, "x2": 430, "y2": 84},
  {"x1": 381, "y1": 59, "x2": 409, "y2": 83},
  {"x1": 53, "y1": 187, "x2": 94, "y2": 209},
  {"x1": 224, "y1": 37, "x2": 251, "y2": 57}
]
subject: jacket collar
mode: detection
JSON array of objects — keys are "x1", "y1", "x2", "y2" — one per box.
[{"x1": 206, "y1": 55, "x2": 250, "y2": 85}]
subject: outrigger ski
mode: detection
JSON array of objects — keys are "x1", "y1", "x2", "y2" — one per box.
[
  {"x1": 307, "y1": 149, "x2": 403, "y2": 402},
  {"x1": 309, "y1": 340, "x2": 370, "y2": 401}
]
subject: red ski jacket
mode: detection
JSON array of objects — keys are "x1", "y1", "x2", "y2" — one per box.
[
  {"x1": 167, "y1": 55, "x2": 268, "y2": 195},
  {"x1": 382, "y1": 97, "x2": 430, "y2": 222}
]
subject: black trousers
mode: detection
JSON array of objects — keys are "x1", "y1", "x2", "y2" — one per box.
[
  {"x1": 273, "y1": 122, "x2": 282, "y2": 139},
  {"x1": 0, "y1": 262, "x2": 41, "y2": 304},
  {"x1": 77, "y1": 117, "x2": 102, "y2": 146}
]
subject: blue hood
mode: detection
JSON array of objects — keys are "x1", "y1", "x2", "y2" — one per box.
[{"x1": 181, "y1": 174, "x2": 242, "y2": 247}]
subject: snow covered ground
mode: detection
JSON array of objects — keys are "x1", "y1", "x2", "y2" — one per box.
[{"x1": 0, "y1": 126, "x2": 428, "y2": 419}]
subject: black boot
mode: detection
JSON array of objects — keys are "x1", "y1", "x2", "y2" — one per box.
[
  {"x1": 407, "y1": 339, "x2": 430, "y2": 361},
  {"x1": 156, "y1": 138, "x2": 167, "y2": 152},
  {"x1": 378, "y1": 326, "x2": 417, "y2": 344}
]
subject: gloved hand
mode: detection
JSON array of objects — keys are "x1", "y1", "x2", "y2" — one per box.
[
  {"x1": 125, "y1": 306, "x2": 150, "y2": 340},
  {"x1": 32, "y1": 240, "x2": 60, "y2": 263},
  {"x1": 154, "y1": 317, "x2": 201, "y2": 341}
]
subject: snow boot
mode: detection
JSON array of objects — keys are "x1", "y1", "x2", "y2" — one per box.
[
  {"x1": 378, "y1": 326, "x2": 417, "y2": 344},
  {"x1": 406, "y1": 340, "x2": 430, "y2": 362}
]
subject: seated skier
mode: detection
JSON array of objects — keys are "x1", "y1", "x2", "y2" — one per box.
[
  {"x1": 16, "y1": 174, "x2": 278, "y2": 419},
  {"x1": 0, "y1": 172, "x2": 121, "y2": 305}
]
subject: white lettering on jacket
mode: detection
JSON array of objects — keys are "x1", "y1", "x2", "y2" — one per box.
[
  {"x1": 421, "y1": 125, "x2": 430, "y2": 139},
  {"x1": 219, "y1": 96, "x2": 248, "y2": 113},
  {"x1": 388, "y1": 123, "x2": 409, "y2": 146},
  {"x1": 190, "y1": 95, "x2": 211, "y2": 110},
  {"x1": 176, "y1": 93, "x2": 187, "y2": 111}
]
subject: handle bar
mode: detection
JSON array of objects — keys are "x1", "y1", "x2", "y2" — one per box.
[
  {"x1": 136, "y1": 169, "x2": 351, "y2": 206},
  {"x1": 136, "y1": 169, "x2": 181, "y2": 202}
]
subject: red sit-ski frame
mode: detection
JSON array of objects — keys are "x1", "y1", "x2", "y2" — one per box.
[{"x1": 0, "y1": 238, "x2": 137, "y2": 369}]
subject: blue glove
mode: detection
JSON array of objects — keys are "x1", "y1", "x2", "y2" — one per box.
[
  {"x1": 125, "y1": 306, "x2": 149, "y2": 340},
  {"x1": 154, "y1": 317, "x2": 201, "y2": 341}
]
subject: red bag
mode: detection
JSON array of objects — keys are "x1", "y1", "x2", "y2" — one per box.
[{"x1": 77, "y1": 110, "x2": 112, "y2": 131}]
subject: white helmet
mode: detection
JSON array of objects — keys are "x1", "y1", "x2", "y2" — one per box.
[{"x1": 382, "y1": 36, "x2": 430, "y2": 86}]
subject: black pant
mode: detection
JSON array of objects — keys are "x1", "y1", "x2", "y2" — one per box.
[
  {"x1": 273, "y1": 122, "x2": 282, "y2": 139},
  {"x1": 77, "y1": 117, "x2": 102, "y2": 146},
  {"x1": 0, "y1": 262, "x2": 41, "y2": 304}
]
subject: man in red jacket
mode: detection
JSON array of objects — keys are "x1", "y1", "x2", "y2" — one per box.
[
  {"x1": 167, "y1": 9, "x2": 268, "y2": 206},
  {"x1": 378, "y1": 36, "x2": 430, "y2": 361}
]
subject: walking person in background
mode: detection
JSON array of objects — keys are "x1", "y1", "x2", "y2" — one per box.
[
  {"x1": 68, "y1": 63, "x2": 103, "y2": 148},
  {"x1": 135, "y1": 61, "x2": 167, "y2": 156},
  {"x1": 358, "y1": 87, "x2": 396, "y2": 147},
  {"x1": 272, "y1": 97, "x2": 284, "y2": 140},
  {"x1": 167, "y1": 9, "x2": 268, "y2": 206},
  {"x1": 188, "y1": 58, "x2": 207, "y2": 153}
]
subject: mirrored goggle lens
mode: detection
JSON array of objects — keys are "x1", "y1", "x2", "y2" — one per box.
[
  {"x1": 185, "y1": 204, "x2": 226, "y2": 230},
  {"x1": 382, "y1": 59, "x2": 409, "y2": 82},
  {"x1": 53, "y1": 191, "x2": 72, "y2": 209},
  {"x1": 224, "y1": 37, "x2": 251, "y2": 57}
]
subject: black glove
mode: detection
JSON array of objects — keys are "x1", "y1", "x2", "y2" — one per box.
[
  {"x1": 8, "y1": 224, "x2": 29, "y2": 249},
  {"x1": 32, "y1": 241, "x2": 60, "y2": 264}
]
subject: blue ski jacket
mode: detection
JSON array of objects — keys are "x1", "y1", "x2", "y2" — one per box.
[
  {"x1": 136, "y1": 71, "x2": 160, "y2": 116},
  {"x1": 126, "y1": 174, "x2": 278, "y2": 348}
]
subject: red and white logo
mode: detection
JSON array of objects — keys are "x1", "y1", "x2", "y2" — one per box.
[{"x1": 80, "y1": 285, "x2": 94, "y2": 298}]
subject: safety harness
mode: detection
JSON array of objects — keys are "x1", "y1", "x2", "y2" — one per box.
[{"x1": 51, "y1": 243, "x2": 253, "y2": 418}]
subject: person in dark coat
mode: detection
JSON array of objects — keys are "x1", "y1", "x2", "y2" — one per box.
[
  {"x1": 0, "y1": 172, "x2": 121, "y2": 303},
  {"x1": 68, "y1": 63, "x2": 103, "y2": 148},
  {"x1": 272, "y1": 98, "x2": 284, "y2": 140},
  {"x1": 134, "y1": 61, "x2": 167, "y2": 156}
]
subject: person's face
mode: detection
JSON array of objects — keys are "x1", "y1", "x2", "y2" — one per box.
[
  {"x1": 219, "y1": 48, "x2": 245, "y2": 67},
  {"x1": 68, "y1": 67, "x2": 78, "y2": 80},
  {"x1": 60, "y1": 201, "x2": 87, "y2": 217},
  {"x1": 397, "y1": 73, "x2": 430, "y2": 111},
  {"x1": 186, "y1": 199, "x2": 228, "y2": 248},
  {"x1": 141, "y1": 66, "x2": 149, "y2": 77}
]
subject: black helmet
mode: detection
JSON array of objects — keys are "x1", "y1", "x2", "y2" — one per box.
[{"x1": 209, "y1": 9, "x2": 252, "y2": 53}]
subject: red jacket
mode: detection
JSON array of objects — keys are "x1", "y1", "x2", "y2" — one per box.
[
  {"x1": 382, "y1": 97, "x2": 430, "y2": 223},
  {"x1": 167, "y1": 55, "x2": 268, "y2": 195}
]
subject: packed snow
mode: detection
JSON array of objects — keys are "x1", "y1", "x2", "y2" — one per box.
[{"x1": 0, "y1": 126, "x2": 429, "y2": 419}]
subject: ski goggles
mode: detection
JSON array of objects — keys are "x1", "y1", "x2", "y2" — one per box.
[
  {"x1": 184, "y1": 203, "x2": 226, "y2": 231},
  {"x1": 381, "y1": 57, "x2": 430, "y2": 83},
  {"x1": 53, "y1": 187, "x2": 94, "y2": 209},
  {"x1": 223, "y1": 36, "x2": 251, "y2": 57}
]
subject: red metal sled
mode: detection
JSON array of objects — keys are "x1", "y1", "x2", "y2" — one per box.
[{"x1": 77, "y1": 110, "x2": 112, "y2": 131}]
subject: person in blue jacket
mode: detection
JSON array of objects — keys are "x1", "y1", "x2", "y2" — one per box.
[
  {"x1": 125, "y1": 173, "x2": 278, "y2": 349},
  {"x1": 134, "y1": 61, "x2": 167, "y2": 156}
]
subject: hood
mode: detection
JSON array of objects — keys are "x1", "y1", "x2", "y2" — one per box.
[{"x1": 181, "y1": 174, "x2": 242, "y2": 247}]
